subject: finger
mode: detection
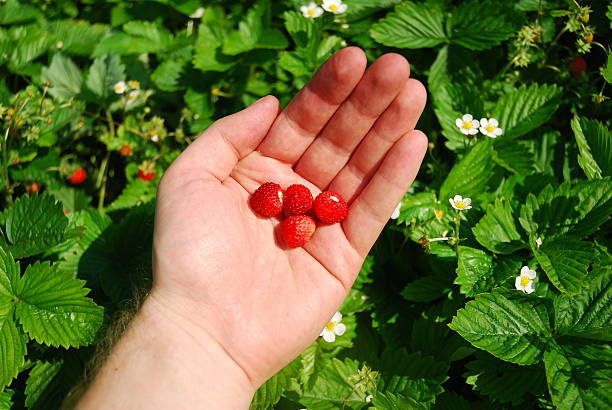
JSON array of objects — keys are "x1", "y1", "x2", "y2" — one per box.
[
  {"x1": 343, "y1": 130, "x2": 428, "y2": 257},
  {"x1": 294, "y1": 54, "x2": 410, "y2": 189},
  {"x1": 328, "y1": 79, "x2": 427, "y2": 203},
  {"x1": 257, "y1": 47, "x2": 367, "y2": 164},
  {"x1": 170, "y1": 96, "x2": 280, "y2": 182}
]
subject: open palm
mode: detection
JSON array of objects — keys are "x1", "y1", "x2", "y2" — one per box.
[{"x1": 151, "y1": 47, "x2": 427, "y2": 387}]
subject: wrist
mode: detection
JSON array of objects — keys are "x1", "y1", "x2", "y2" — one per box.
[{"x1": 78, "y1": 289, "x2": 255, "y2": 409}]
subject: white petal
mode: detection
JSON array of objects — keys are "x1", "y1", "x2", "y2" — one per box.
[
  {"x1": 449, "y1": 198, "x2": 456, "y2": 207},
  {"x1": 453, "y1": 195, "x2": 463, "y2": 202},
  {"x1": 300, "y1": 5, "x2": 308, "y2": 12},
  {"x1": 489, "y1": 118, "x2": 499, "y2": 127},
  {"x1": 464, "y1": 205, "x2": 472, "y2": 210},
  {"x1": 331, "y1": 312, "x2": 342, "y2": 323},
  {"x1": 479, "y1": 127, "x2": 487, "y2": 134},
  {"x1": 338, "y1": 3, "x2": 348, "y2": 12},
  {"x1": 460, "y1": 128, "x2": 470, "y2": 135},
  {"x1": 391, "y1": 202, "x2": 401, "y2": 219},
  {"x1": 313, "y1": 7, "x2": 323, "y2": 16},
  {"x1": 470, "y1": 128, "x2": 479, "y2": 135},
  {"x1": 525, "y1": 281, "x2": 536, "y2": 294},
  {"x1": 462, "y1": 114, "x2": 473, "y2": 122},
  {"x1": 520, "y1": 266, "x2": 530, "y2": 275},
  {"x1": 487, "y1": 133, "x2": 497, "y2": 139},
  {"x1": 334, "y1": 323, "x2": 346, "y2": 336},
  {"x1": 455, "y1": 118, "x2": 464, "y2": 128},
  {"x1": 515, "y1": 276, "x2": 524, "y2": 291},
  {"x1": 479, "y1": 118, "x2": 488, "y2": 127},
  {"x1": 494, "y1": 127, "x2": 503, "y2": 135},
  {"x1": 463, "y1": 198, "x2": 471, "y2": 206},
  {"x1": 526, "y1": 269, "x2": 537, "y2": 279},
  {"x1": 471, "y1": 119, "x2": 480, "y2": 128},
  {"x1": 322, "y1": 329, "x2": 336, "y2": 342}
]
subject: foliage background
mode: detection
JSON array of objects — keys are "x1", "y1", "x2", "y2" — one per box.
[{"x1": 0, "y1": 0, "x2": 610, "y2": 408}]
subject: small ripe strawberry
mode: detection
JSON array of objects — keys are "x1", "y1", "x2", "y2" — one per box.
[
  {"x1": 68, "y1": 167, "x2": 86, "y2": 185},
  {"x1": 314, "y1": 191, "x2": 348, "y2": 224},
  {"x1": 28, "y1": 182, "x2": 40, "y2": 194},
  {"x1": 119, "y1": 145, "x2": 132, "y2": 157},
  {"x1": 569, "y1": 56, "x2": 586, "y2": 78},
  {"x1": 137, "y1": 169, "x2": 155, "y2": 181},
  {"x1": 250, "y1": 182, "x2": 284, "y2": 217},
  {"x1": 280, "y1": 215, "x2": 316, "y2": 248},
  {"x1": 283, "y1": 184, "x2": 313, "y2": 216}
]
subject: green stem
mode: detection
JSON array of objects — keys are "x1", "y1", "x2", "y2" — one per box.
[
  {"x1": 453, "y1": 212, "x2": 462, "y2": 251},
  {"x1": 96, "y1": 109, "x2": 115, "y2": 210},
  {"x1": 1, "y1": 127, "x2": 11, "y2": 205}
]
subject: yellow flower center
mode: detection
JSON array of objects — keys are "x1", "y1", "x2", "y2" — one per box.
[
  {"x1": 486, "y1": 125, "x2": 495, "y2": 133},
  {"x1": 114, "y1": 85, "x2": 123, "y2": 91},
  {"x1": 308, "y1": 8, "x2": 316, "y2": 15},
  {"x1": 330, "y1": 4, "x2": 338, "y2": 10},
  {"x1": 455, "y1": 201, "x2": 466, "y2": 209},
  {"x1": 326, "y1": 321, "x2": 336, "y2": 331},
  {"x1": 520, "y1": 276, "x2": 531, "y2": 288},
  {"x1": 463, "y1": 122, "x2": 472, "y2": 130}
]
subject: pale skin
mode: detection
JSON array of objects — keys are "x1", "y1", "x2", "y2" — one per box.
[{"x1": 76, "y1": 47, "x2": 428, "y2": 409}]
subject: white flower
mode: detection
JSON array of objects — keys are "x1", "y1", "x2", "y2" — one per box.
[
  {"x1": 322, "y1": 0, "x2": 348, "y2": 14},
  {"x1": 113, "y1": 81, "x2": 127, "y2": 94},
  {"x1": 189, "y1": 7, "x2": 204, "y2": 18},
  {"x1": 150, "y1": 134, "x2": 159, "y2": 142},
  {"x1": 515, "y1": 266, "x2": 537, "y2": 294},
  {"x1": 391, "y1": 202, "x2": 402, "y2": 220},
  {"x1": 479, "y1": 118, "x2": 503, "y2": 138},
  {"x1": 300, "y1": 2, "x2": 324, "y2": 18},
  {"x1": 535, "y1": 237, "x2": 543, "y2": 248},
  {"x1": 127, "y1": 89, "x2": 140, "y2": 104},
  {"x1": 320, "y1": 312, "x2": 346, "y2": 343},
  {"x1": 455, "y1": 114, "x2": 479, "y2": 135},
  {"x1": 365, "y1": 395, "x2": 373, "y2": 403},
  {"x1": 449, "y1": 195, "x2": 472, "y2": 211}
]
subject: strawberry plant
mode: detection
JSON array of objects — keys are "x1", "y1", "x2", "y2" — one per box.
[{"x1": 0, "y1": 0, "x2": 610, "y2": 409}]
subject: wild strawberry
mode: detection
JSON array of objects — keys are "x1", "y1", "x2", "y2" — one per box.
[
  {"x1": 584, "y1": 33, "x2": 593, "y2": 43},
  {"x1": 280, "y1": 215, "x2": 316, "y2": 248},
  {"x1": 119, "y1": 145, "x2": 132, "y2": 157},
  {"x1": 250, "y1": 182, "x2": 284, "y2": 217},
  {"x1": 28, "y1": 182, "x2": 40, "y2": 194},
  {"x1": 137, "y1": 169, "x2": 155, "y2": 181},
  {"x1": 569, "y1": 56, "x2": 586, "y2": 78},
  {"x1": 314, "y1": 191, "x2": 348, "y2": 223},
  {"x1": 68, "y1": 167, "x2": 86, "y2": 185},
  {"x1": 283, "y1": 184, "x2": 313, "y2": 216}
]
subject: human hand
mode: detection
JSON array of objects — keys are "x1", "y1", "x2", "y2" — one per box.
[{"x1": 150, "y1": 47, "x2": 427, "y2": 394}]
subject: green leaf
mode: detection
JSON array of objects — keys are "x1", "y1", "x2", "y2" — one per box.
[
  {"x1": 123, "y1": 20, "x2": 173, "y2": 50},
  {"x1": 85, "y1": 53, "x2": 125, "y2": 100},
  {"x1": 401, "y1": 273, "x2": 452, "y2": 302},
  {"x1": 455, "y1": 247, "x2": 522, "y2": 297},
  {"x1": 0, "y1": 247, "x2": 19, "y2": 298},
  {"x1": 603, "y1": 52, "x2": 612, "y2": 83},
  {"x1": 14, "y1": 261, "x2": 103, "y2": 348},
  {"x1": 439, "y1": 141, "x2": 495, "y2": 201},
  {"x1": 44, "y1": 20, "x2": 109, "y2": 56},
  {"x1": 553, "y1": 261, "x2": 611, "y2": 341},
  {"x1": 449, "y1": 0, "x2": 516, "y2": 50},
  {"x1": 0, "y1": 389, "x2": 14, "y2": 409},
  {"x1": 40, "y1": 54, "x2": 83, "y2": 101},
  {"x1": 7, "y1": 25, "x2": 52, "y2": 71},
  {"x1": 0, "y1": 0, "x2": 41, "y2": 25},
  {"x1": 299, "y1": 344, "x2": 327, "y2": 389},
  {"x1": 2, "y1": 192, "x2": 69, "y2": 259},
  {"x1": 193, "y1": 23, "x2": 236, "y2": 72},
  {"x1": 533, "y1": 238, "x2": 595, "y2": 295},
  {"x1": 0, "y1": 311, "x2": 26, "y2": 390},
  {"x1": 370, "y1": 2, "x2": 447, "y2": 49},
  {"x1": 543, "y1": 341, "x2": 612, "y2": 410},
  {"x1": 299, "y1": 358, "x2": 369, "y2": 408},
  {"x1": 472, "y1": 199, "x2": 524, "y2": 254},
  {"x1": 283, "y1": 10, "x2": 318, "y2": 50},
  {"x1": 372, "y1": 391, "x2": 427, "y2": 410},
  {"x1": 25, "y1": 360, "x2": 62, "y2": 408},
  {"x1": 571, "y1": 117, "x2": 611, "y2": 179},
  {"x1": 92, "y1": 32, "x2": 160, "y2": 57},
  {"x1": 493, "y1": 141, "x2": 535, "y2": 175},
  {"x1": 431, "y1": 392, "x2": 472, "y2": 410},
  {"x1": 151, "y1": 59, "x2": 188, "y2": 92},
  {"x1": 464, "y1": 352, "x2": 547, "y2": 404},
  {"x1": 377, "y1": 349, "x2": 448, "y2": 403},
  {"x1": 107, "y1": 178, "x2": 156, "y2": 211},
  {"x1": 449, "y1": 291, "x2": 552, "y2": 365},
  {"x1": 492, "y1": 84, "x2": 562, "y2": 141}
]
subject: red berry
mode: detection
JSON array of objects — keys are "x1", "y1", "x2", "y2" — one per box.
[
  {"x1": 138, "y1": 169, "x2": 155, "y2": 181},
  {"x1": 28, "y1": 182, "x2": 40, "y2": 194},
  {"x1": 569, "y1": 57, "x2": 586, "y2": 78},
  {"x1": 280, "y1": 215, "x2": 316, "y2": 248},
  {"x1": 283, "y1": 184, "x2": 313, "y2": 216},
  {"x1": 68, "y1": 167, "x2": 86, "y2": 185},
  {"x1": 314, "y1": 191, "x2": 348, "y2": 224},
  {"x1": 119, "y1": 145, "x2": 132, "y2": 157},
  {"x1": 250, "y1": 182, "x2": 284, "y2": 217}
]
